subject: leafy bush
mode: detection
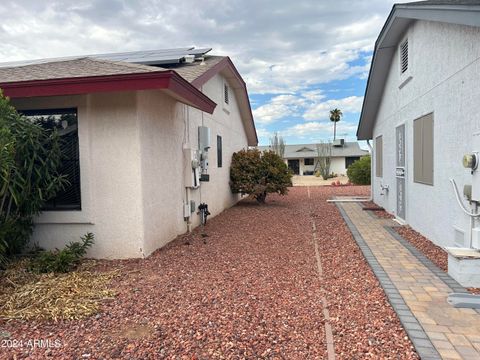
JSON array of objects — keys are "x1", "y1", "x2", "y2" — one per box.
[
  {"x1": 0, "y1": 92, "x2": 66, "y2": 264},
  {"x1": 28, "y1": 233, "x2": 95, "y2": 273},
  {"x1": 347, "y1": 155, "x2": 371, "y2": 185},
  {"x1": 230, "y1": 149, "x2": 293, "y2": 203}
]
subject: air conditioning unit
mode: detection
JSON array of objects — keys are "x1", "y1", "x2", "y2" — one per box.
[{"x1": 333, "y1": 139, "x2": 345, "y2": 147}]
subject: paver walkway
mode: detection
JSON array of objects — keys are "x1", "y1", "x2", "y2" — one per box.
[{"x1": 338, "y1": 202, "x2": 480, "y2": 360}]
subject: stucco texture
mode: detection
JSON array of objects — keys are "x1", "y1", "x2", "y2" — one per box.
[
  {"x1": 372, "y1": 20, "x2": 480, "y2": 248},
  {"x1": 12, "y1": 72, "x2": 249, "y2": 258}
]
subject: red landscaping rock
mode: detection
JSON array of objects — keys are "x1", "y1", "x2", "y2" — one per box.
[{"x1": 0, "y1": 187, "x2": 417, "y2": 359}]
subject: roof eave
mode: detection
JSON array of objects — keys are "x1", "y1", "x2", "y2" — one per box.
[
  {"x1": 192, "y1": 57, "x2": 258, "y2": 146},
  {"x1": 0, "y1": 70, "x2": 217, "y2": 114},
  {"x1": 357, "y1": 2, "x2": 480, "y2": 140}
]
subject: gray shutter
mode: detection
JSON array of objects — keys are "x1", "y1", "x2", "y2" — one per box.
[
  {"x1": 422, "y1": 114, "x2": 434, "y2": 185},
  {"x1": 413, "y1": 118, "x2": 423, "y2": 183},
  {"x1": 375, "y1": 136, "x2": 383, "y2": 177},
  {"x1": 413, "y1": 113, "x2": 434, "y2": 185}
]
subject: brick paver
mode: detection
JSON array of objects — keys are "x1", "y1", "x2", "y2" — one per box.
[{"x1": 339, "y1": 202, "x2": 480, "y2": 360}]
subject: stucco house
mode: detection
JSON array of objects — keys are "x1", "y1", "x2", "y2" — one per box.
[
  {"x1": 0, "y1": 48, "x2": 257, "y2": 259},
  {"x1": 258, "y1": 142, "x2": 368, "y2": 176},
  {"x1": 357, "y1": 0, "x2": 480, "y2": 253}
]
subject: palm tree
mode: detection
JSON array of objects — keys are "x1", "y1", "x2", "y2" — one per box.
[{"x1": 329, "y1": 108, "x2": 343, "y2": 141}]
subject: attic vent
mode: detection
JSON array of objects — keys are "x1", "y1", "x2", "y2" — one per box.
[
  {"x1": 224, "y1": 83, "x2": 229, "y2": 105},
  {"x1": 400, "y1": 39, "x2": 408, "y2": 74}
]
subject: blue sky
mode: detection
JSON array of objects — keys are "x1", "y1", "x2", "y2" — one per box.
[
  {"x1": 251, "y1": 54, "x2": 371, "y2": 145},
  {"x1": 0, "y1": 0, "x2": 411, "y2": 146}
]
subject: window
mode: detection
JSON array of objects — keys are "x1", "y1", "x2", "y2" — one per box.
[
  {"x1": 217, "y1": 135, "x2": 223, "y2": 168},
  {"x1": 223, "y1": 83, "x2": 229, "y2": 105},
  {"x1": 400, "y1": 39, "x2": 408, "y2": 74},
  {"x1": 414, "y1": 113, "x2": 434, "y2": 185},
  {"x1": 22, "y1": 108, "x2": 81, "y2": 210},
  {"x1": 345, "y1": 156, "x2": 360, "y2": 169},
  {"x1": 304, "y1": 158, "x2": 314, "y2": 166},
  {"x1": 375, "y1": 135, "x2": 383, "y2": 177}
]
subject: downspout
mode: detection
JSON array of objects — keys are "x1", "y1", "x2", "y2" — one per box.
[
  {"x1": 185, "y1": 104, "x2": 192, "y2": 232},
  {"x1": 367, "y1": 139, "x2": 373, "y2": 202}
]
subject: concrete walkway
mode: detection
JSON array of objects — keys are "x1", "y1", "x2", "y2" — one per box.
[{"x1": 338, "y1": 202, "x2": 480, "y2": 360}]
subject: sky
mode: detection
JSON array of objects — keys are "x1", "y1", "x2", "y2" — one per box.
[{"x1": 0, "y1": 0, "x2": 411, "y2": 145}]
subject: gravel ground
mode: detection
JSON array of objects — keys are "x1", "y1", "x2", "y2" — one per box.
[
  {"x1": 1, "y1": 187, "x2": 417, "y2": 359},
  {"x1": 394, "y1": 226, "x2": 448, "y2": 272},
  {"x1": 361, "y1": 202, "x2": 395, "y2": 219},
  {"x1": 394, "y1": 226, "x2": 480, "y2": 294}
]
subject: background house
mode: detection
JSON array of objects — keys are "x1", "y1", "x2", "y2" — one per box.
[
  {"x1": 357, "y1": 1, "x2": 480, "y2": 249},
  {"x1": 258, "y1": 142, "x2": 368, "y2": 176},
  {"x1": 0, "y1": 48, "x2": 257, "y2": 259}
]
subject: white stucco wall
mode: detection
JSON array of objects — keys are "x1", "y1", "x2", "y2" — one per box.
[
  {"x1": 330, "y1": 158, "x2": 348, "y2": 176},
  {"x1": 372, "y1": 20, "x2": 480, "y2": 248},
  {"x1": 137, "y1": 73, "x2": 247, "y2": 256},
  {"x1": 12, "y1": 72, "x2": 250, "y2": 258},
  {"x1": 13, "y1": 92, "x2": 145, "y2": 258}
]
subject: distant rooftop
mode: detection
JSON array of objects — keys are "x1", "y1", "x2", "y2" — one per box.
[{"x1": 258, "y1": 142, "x2": 368, "y2": 159}]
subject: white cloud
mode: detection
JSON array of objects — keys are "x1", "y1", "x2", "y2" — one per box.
[
  {"x1": 0, "y1": 0, "x2": 404, "y2": 94},
  {"x1": 252, "y1": 91, "x2": 363, "y2": 125},
  {"x1": 302, "y1": 96, "x2": 364, "y2": 121},
  {"x1": 282, "y1": 121, "x2": 358, "y2": 139},
  {"x1": 253, "y1": 94, "x2": 310, "y2": 124}
]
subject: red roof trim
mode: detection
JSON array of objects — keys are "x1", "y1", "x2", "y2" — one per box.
[{"x1": 0, "y1": 71, "x2": 216, "y2": 114}]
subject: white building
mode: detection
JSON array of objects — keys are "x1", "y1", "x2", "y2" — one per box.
[
  {"x1": 258, "y1": 142, "x2": 368, "y2": 176},
  {"x1": 357, "y1": 1, "x2": 480, "y2": 250},
  {"x1": 0, "y1": 48, "x2": 257, "y2": 259}
]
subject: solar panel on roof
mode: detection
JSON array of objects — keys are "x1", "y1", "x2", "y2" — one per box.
[
  {"x1": 92, "y1": 47, "x2": 212, "y2": 65},
  {"x1": 0, "y1": 47, "x2": 212, "y2": 68}
]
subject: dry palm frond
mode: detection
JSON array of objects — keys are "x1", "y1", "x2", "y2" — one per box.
[{"x1": 0, "y1": 264, "x2": 118, "y2": 321}]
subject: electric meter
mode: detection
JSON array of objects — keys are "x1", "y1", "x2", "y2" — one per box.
[{"x1": 463, "y1": 153, "x2": 478, "y2": 170}]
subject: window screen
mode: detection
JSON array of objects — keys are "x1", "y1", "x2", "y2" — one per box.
[
  {"x1": 217, "y1": 135, "x2": 223, "y2": 168},
  {"x1": 22, "y1": 108, "x2": 81, "y2": 210},
  {"x1": 375, "y1": 136, "x2": 383, "y2": 177},
  {"x1": 414, "y1": 113, "x2": 434, "y2": 185},
  {"x1": 304, "y1": 158, "x2": 314, "y2": 166}
]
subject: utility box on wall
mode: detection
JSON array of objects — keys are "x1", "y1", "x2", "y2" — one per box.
[
  {"x1": 471, "y1": 132, "x2": 480, "y2": 202},
  {"x1": 198, "y1": 126, "x2": 211, "y2": 152},
  {"x1": 183, "y1": 147, "x2": 200, "y2": 189}
]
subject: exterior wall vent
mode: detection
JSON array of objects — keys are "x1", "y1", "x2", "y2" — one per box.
[
  {"x1": 224, "y1": 83, "x2": 229, "y2": 105},
  {"x1": 400, "y1": 39, "x2": 409, "y2": 74}
]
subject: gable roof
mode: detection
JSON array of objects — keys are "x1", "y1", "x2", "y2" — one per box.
[
  {"x1": 258, "y1": 142, "x2": 368, "y2": 159},
  {"x1": 357, "y1": 0, "x2": 480, "y2": 140},
  {"x1": 0, "y1": 48, "x2": 257, "y2": 145}
]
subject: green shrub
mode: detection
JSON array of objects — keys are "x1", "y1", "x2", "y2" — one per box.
[
  {"x1": 28, "y1": 233, "x2": 94, "y2": 273},
  {"x1": 230, "y1": 149, "x2": 292, "y2": 203},
  {"x1": 347, "y1": 155, "x2": 371, "y2": 185},
  {"x1": 0, "y1": 92, "x2": 67, "y2": 264}
]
